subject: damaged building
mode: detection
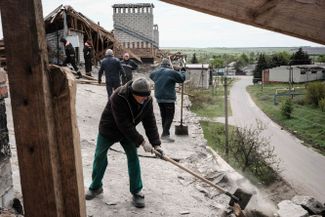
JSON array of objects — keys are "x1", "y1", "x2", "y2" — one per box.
[{"x1": 45, "y1": 5, "x2": 141, "y2": 65}]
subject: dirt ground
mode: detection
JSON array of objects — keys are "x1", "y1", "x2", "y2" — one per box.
[{"x1": 5, "y1": 72, "x2": 295, "y2": 217}]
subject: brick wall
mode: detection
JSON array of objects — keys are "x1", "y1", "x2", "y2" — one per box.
[
  {"x1": 113, "y1": 7, "x2": 154, "y2": 41},
  {"x1": 112, "y1": 3, "x2": 159, "y2": 62}
]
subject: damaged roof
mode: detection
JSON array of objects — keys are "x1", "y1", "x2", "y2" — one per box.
[{"x1": 44, "y1": 5, "x2": 141, "y2": 62}]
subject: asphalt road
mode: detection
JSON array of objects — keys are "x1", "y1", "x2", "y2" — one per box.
[{"x1": 229, "y1": 76, "x2": 325, "y2": 202}]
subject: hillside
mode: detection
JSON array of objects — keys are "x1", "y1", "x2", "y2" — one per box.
[{"x1": 162, "y1": 46, "x2": 325, "y2": 56}]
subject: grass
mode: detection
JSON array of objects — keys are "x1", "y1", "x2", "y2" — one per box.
[
  {"x1": 187, "y1": 77, "x2": 232, "y2": 118},
  {"x1": 247, "y1": 83, "x2": 325, "y2": 154},
  {"x1": 200, "y1": 121, "x2": 279, "y2": 185},
  {"x1": 200, "y1": 121, "x2": 228, "y2": 153},
  {"x1": 189, "y1": 82, "x2": 280, "y2": 185},
  {"x1": 163, "y1": 47, "x2": 296, "y2": 56}
]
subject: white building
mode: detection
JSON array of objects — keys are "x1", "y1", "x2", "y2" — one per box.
[
  {"x1": 185, "y1": 64, "x2": 211, "y2": 89},
  {"x1": 264, "y1": 65, "x2": 325, "y2": 83}
]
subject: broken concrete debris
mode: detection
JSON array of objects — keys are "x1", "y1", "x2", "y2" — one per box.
[
  {"x1": 291, "y1": 195, "x2": 325, "y2": 215},
  {"x1": 277, "y1": 200, "x2": 309, "y2": 217},
  {"x1": 277, "y1": 196, "x2": 325, "y2": 217}
]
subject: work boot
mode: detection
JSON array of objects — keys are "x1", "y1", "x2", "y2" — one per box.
[
  {"x1": 85, "y1": 187, "x2": 103, "y2": 200},
  {"x1": 132, "y1": 192, "x2": 145, "y2": 208},
  {"x1": 76, "y1": 71, "x2": 82, "y2": 79},
  {"x1": 86, "y1": 72, "x2": 93, "y2": 77},
  {"x1": 161, "y1": 135, "x2": 175, "y2": 143}
]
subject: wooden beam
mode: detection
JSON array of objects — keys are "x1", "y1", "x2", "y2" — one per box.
[
  {"x1": 1, "y1": 1, "x2": 86, "y2": 216},
  {"x1": 160, "y1": 0, "x2": 325, "y2": 45},
  {"x1": 49, "y1": 65, "x2": 86, "y2": 217}
]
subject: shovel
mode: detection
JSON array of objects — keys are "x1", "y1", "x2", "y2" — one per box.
[
  {"x1": 152, "y1": 149, "x2": 252, "y2": 210},
  {"x1": 167, "y1": 56, "x2": 188, "y2": 136},
  {"x1": 175, "y1": 82, "x2": 188, "y2": 135}
]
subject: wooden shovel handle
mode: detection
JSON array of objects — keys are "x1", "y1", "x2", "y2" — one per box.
[{"x1": 152, "y1": 149, "x2": 227, "y2": 194}]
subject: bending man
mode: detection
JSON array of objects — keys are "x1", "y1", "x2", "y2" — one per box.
[{"x1": 85, "y1": 77, "x2": 163, "y2": 208}]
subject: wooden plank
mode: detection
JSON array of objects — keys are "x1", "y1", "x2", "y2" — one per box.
[
  {"x1": 49, "y1": 65, "x2": 86, "y2": 217},
  {"x1": 1, "y1": 1, "x2": 63, "y2": 216},
  {"x1": 1, "y1": 1, "x2": 86, "y2": 216},
  {"x1": 160, "y1": 0, "x2": 325, "y2": 45}
]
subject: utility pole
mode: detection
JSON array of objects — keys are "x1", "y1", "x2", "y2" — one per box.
[{"x1": 224, "y1": 73, "x2": 229, "y2": 159}]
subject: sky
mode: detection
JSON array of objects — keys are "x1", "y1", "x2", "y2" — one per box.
[{"x1": 0, "y1": 0, "x2": 324, "y2": 48}]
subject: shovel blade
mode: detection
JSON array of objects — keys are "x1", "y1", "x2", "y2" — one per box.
[
  {"x1": 175, "y1": 124, "x2": 188, "y2": 135},
  {"x1": 229, "y1": 188, "x2": 253, "y2": 210}
]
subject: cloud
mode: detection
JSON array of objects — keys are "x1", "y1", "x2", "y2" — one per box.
[{"x1": 1, "y1": 0, "x2": 324, "y2": 48}]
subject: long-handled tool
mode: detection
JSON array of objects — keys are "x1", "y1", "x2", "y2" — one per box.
[
  {"x1": 152, "y1": 149, "x2": 252, "y2": 210},
  {"x1": 175, "y1": 82, "x2": 188, "y2": 135}
]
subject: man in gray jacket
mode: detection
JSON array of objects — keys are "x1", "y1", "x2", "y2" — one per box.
[{"x1": 150, "y1": 58, "x2": 186, "y2": 142}]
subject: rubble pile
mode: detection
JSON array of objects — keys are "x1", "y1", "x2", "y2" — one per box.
[{"x1": 276, "y1": 196, "x2": 325, "y2": 217}]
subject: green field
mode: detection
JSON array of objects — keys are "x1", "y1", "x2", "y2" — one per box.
[
  {"x1": 163, "y1": 47, "x2": 297, "y2": 56},
  {"x1": 188, "y1": 78, "x2": 232, "y2": 118},
  {"x1": 247, "y1": 83, "x2": 325, "y2": 154}
]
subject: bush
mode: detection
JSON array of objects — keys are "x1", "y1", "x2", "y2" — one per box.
[
  {"x1": 293, "y1": 97, "x2": 305, "y2": 106},
  {"x1": 305, "y1": 82, "x2": 325, "y2": 106},
  {"x1": 281, "y1": 98, "x2": 293, "y2": 118},
  {"x1": 319, "y1": 98, "x2": 325, "y2": 112},
  {"x1": 230, "y1": 121, "x2": 281, "y2": 185}
]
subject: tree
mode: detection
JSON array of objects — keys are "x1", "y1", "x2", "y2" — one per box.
[
  {"x1": 269, "y1": 51, "x2": 290, "y2": 67},
  {"x1": 248, "y1": 52, "x2": 256, "y2": 64},
  {"x1": 317, "y1": 55, "x2": 325, "y2": 63},
  {"x1": 210, "y1": 55, "x2": 224, "y2": 68},
  {"x1": 253, "y1": 54, "x2": 268, "y2": 82},
  {"x1": 191, "y1": 53, "x2": 199, "y2": 63},
  {"x1": 234, "y1": 53, "x2": 250, "y2": 71},
  {"x1": 230, "y1": 121, "x2": 281, "y2": 184},
  {"x1": 281, "y1": 98, "x2": 294, "y2": 118},
  {"x1": 290, "y1": 48, "x2": 311, "y2": 65}
]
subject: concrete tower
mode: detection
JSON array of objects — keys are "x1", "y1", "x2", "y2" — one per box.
[{"x1": 113, "y1": 3, "x2": 159, "y2": 63}]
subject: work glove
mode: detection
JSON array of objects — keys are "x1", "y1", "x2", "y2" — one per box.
[
  {"x1": 141, "y1": 140, "x2": 153, "y2": 153},
  {"x1": 153, "y1": 146, "x2": 164, "y2": 159}
]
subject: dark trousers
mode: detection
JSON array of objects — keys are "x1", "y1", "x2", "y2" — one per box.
[
  {"x1": 89, "y1": 134, "x2": 143, "y2": 194},
  {"x1": 122, "y1": 73, "x2": 132, "y2": 85},
  {"x1": 64, "y1": 57, "x2": 79, "y2": 72},
  {"x1": 106, "y1": 84, "x2": 121, "y2": 98},
  {"x1": 85, "y1": 58, "x2": 92, "y2": 73},
  {"x1": 158, "y1": 103, "x2": 175, "y2": 137}
]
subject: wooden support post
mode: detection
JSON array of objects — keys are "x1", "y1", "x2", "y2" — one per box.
[
  {"x1": 49, "y1": 65, "x2": 86, "y2": 217},
  {"x1": 1, "y1": 1, "x2": 86, "y2": 216}
]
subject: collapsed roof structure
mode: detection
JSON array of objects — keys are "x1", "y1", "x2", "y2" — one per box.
[
  {"x1": 44, "y1": 5, "x2": 141, "y2": 63},
  {"x1": 0, "y1": 4, "x2": 142, "y2": 66}
]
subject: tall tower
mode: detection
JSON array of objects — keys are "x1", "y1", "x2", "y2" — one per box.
[{"x1": 113, "y1": 3, "x2": 159, "y2": 63}]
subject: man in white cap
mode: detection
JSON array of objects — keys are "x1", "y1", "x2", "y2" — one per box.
[
  {"x1": 98, "y1": 49, "x2": 126, "y2": 98},
  {"x1": 85, "y1": 77, "x2": 163, "y2": 209}
]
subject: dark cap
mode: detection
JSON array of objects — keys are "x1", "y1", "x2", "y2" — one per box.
[
  {"x1": 60, "y1": 38, "x2": 67, "y2": 43},
  {"x1": 161, "y1": 58, "x2": 171, "y2": 68},
  {"x1": 131, "y1": 78, "x2": 151, "y2": 96}
]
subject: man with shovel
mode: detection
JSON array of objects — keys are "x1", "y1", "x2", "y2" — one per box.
[
  {"x1": 85, "y1": 77, "x2": 163, "y2": 208},
  {"x1": 150, "y1": 58, "x2": 186, "y2": 142}
]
